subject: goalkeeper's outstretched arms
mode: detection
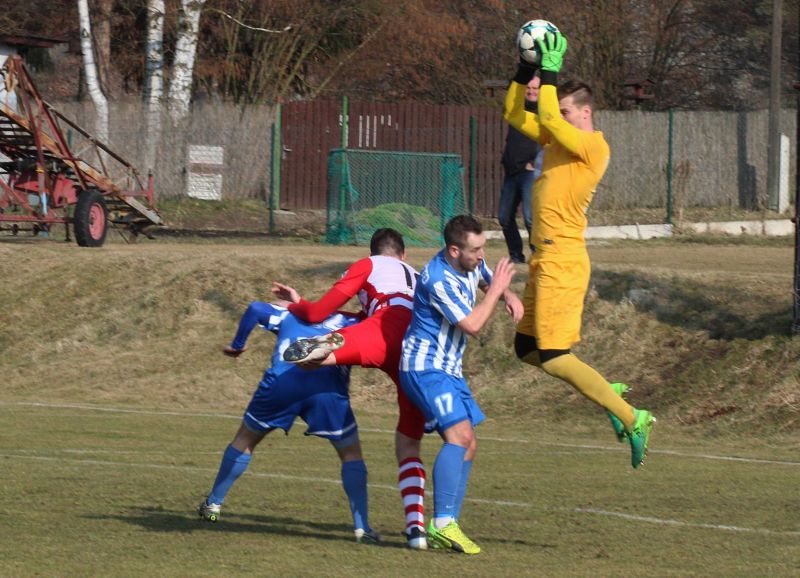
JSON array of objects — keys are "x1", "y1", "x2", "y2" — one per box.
[
  {"x1": 533, "y1": 32, "x2": 587, "y2": 156},
  {"x1": 503, "y1": 59, "x2": 543, "y2": 141}
]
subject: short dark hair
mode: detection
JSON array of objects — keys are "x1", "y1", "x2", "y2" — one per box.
[
  {"x1": 444, "y1": 215, "x2": 482, "y2": 248},
  {"x1": 558, "y1": 80, "x2": 594, "y2": 109},
  {"x1": 370, "y1": 228, "x2": 405, "y2": 256}
]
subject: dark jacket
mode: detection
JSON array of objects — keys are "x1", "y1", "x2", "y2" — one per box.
[{"x1": 501, "y1": 101, "x2": 541, "y2": 176}]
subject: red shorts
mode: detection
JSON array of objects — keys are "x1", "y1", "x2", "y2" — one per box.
[{"x1": 334, "y1": 306, "x2": 425, "y2": 440}]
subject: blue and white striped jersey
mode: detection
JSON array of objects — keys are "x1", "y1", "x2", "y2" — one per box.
[
  {"x1": 252, "y1": 302, "x2": 357, "y2": 385},
  {"x1": 400, "y1": 250, "x2": 493, "y2": 377}
]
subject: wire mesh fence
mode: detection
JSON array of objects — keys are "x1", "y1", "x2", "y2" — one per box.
[
  {"x1": 52, "y1": 99, "x2": 277, "y2": 201},
  {"x1": 325, "y1": 149, "x2": 466, "y2": 246},
  {"x1": 47, "y1": 99, "x2": 797, "y2": 228}
]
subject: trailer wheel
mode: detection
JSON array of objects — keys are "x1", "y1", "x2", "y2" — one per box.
[{"x1": 74, "y1": 189, "x2": 108, "y2": 247}]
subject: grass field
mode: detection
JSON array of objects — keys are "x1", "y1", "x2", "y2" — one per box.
[{"x1": 1, "y1": 234, "x2": 799, "y2": 576}]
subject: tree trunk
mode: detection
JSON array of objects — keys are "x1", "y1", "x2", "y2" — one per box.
[
  {"x1": 92, "y1": 0, "x2": 113, "y2": 95},
  {"x1": 168, "y1": 0, "x2": 206, "y2": 124},
  {"x1": 143, "y1": 0, "x2": 165, "y2": 173},
  {"x1": 77, "y1": 0, "x2": 108, "y2": 144}
]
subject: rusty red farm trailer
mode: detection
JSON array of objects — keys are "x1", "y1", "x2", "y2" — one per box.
[{"x1": 0, "y1": 56, "x2": 162, "y2": 246}]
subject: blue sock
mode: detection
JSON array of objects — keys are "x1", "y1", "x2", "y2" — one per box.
[
  {"x1": 433, "y1": 443, "x2": 467, "y2": 521},
  {"x1": 341, "y1": 460, "x2": 369, "y2": 531},
  {"x1": 453, "y1": 459, "x2": 473, "y2": 520},
  {"x1": 207, "y1": 444, "x2": 252, "y2": 505},
  {"x1": 231, "y1": 301, "x2": 272, "y2": 350}
]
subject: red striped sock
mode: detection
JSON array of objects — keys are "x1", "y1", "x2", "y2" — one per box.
[{"x1": 398, "y1": 457, "x2": 426, "y2": 532}]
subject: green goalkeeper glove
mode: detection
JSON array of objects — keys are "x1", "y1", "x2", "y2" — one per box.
[{"x1": 536, "y1": 32, "x2": 567, "y2": 73}]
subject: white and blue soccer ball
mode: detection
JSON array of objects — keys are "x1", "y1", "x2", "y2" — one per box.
[{"x1": 517, "y1": 19, "x2": 559, "y2": 66}]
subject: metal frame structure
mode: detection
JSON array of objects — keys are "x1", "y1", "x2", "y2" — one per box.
[{"x1": 0, "y1": 56, "x2": 162, "y2": 246}]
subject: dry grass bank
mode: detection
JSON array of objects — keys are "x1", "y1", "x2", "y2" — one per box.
[{"x1": 1, "y1": 236, "x2": 797, "y2": 436}]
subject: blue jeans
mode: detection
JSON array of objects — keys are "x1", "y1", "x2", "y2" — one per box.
[{"x1": 498, "y1": 170, "x2": 535, "y2": 262}]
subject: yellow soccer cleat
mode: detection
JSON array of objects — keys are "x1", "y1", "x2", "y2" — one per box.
[{"x1": 426, "y1": 519, "x2": 481, "y2": 554}]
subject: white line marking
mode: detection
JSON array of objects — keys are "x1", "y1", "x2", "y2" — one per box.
[
  {"x1": 3, "y1": 452, "x2": 798, "y2": 537},
  {"x1": 3, "y1": 401, "x2": 798, "y2": 467}
]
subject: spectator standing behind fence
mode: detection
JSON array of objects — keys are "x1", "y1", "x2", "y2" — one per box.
[{"x1": 498, "y1": 71, "x2": 543, "y2": 264}]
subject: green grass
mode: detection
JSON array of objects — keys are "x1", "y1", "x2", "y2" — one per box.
[
  {"x1": 2, "y1": 402, "x2": 798, "y2": 577},
  {"x1": 1, "y1": 237, "x2": 799, "y2": 576}
]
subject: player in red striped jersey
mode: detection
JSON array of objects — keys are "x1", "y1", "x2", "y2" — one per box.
[{"x1": 271, "y1": 228, "x2": 428, "y2": 549}]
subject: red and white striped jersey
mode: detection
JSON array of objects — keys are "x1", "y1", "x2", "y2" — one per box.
[
  {"x1": 288, "y1": 255, "x2": 417, "y2": 323},
  {"x1": 339, "y1": 255, "x2": 417, "y2": 316}
]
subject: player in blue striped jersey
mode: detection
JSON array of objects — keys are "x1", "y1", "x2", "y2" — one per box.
[
  {"x1": 198, "y1": 301, "x2": 381, "y2": 544},
  {"x1": 399, "y1": 215, "x2": 523, "y2": 554}
]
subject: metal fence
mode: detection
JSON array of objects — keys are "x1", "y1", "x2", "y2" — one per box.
[
  {"x1": 50, "y1": 98, "x2": 797, "y2": 218},
  {"x1": 52, "y1": 99, "x2": 277, "y2": 201}
]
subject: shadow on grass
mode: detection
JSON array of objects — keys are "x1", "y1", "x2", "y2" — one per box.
[
  {"x1": 592, "y1": 270, "x2": 793, "y2": 340},
  {"x1": 89, "y1": 507, "x2": 408, "y2": 548}
]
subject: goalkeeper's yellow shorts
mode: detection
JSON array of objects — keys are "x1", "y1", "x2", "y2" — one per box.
[{"x1": 516, "y1": 252, "x2": 591, "y2": 350}]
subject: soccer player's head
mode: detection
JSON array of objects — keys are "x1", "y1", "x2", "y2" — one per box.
[
  {"x1": 444, "y1": 215, "x2": 486, "y2": 273},
  {"x1": 557, "y1": 80, "x2": 594, "y2": 131},
  {"x1": 370, "y1": 228, "x2": 406, "y2": 258}
]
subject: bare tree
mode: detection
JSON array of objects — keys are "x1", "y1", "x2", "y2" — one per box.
[
  {"x1": 77, "y1": 0, "x2": 108, "y2": 143},
  {"x1": 143, "y1": 0, "x2": 165, "y2": 173},
  {"x1": 168, "y1": 0, "x2": 206, "y2": 124},
  {"x1": 92, "y1": 0, "x2": 113, "y2": 94}
]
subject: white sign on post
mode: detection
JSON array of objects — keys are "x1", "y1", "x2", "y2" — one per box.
[
  {"x1": 779, "y1": 134, "x2": 790, "y2": 214},
  {"x1": 186, "y1": 144, "x2": 224, "y2": 200}
]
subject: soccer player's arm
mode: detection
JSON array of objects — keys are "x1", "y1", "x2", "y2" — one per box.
[
  {"x1": 288, "y1": 258, "x2": 371, "y2": 323},
  {"x1": 229, "y1": 301, "x2": 288, "y2": 351},
  {"x1": 428, "y1": 268, "x2": 504, "y2": 338},
  {"x1": 536, "y1": 83, "x2": 590, "y2": 161},
  {"x1": 477, "y1": 260, "x2": 523, "y2": 323},
  {"x1": 257, "y1": 302, "x2": 289, "y2": 333},
  {"x1": 503, "y1": 81, "x2": 550, "y2": 145}
]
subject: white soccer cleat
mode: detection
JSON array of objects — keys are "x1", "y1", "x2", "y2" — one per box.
[
  {"x1": 283, "y1": 332, "x2": 344, "y2": 364},
  {"x1": 198, "y1": 498, "x2": 221, "y2": 522},
  {"x1": 403, "y1": 526, "x2": 428, "y2": 550},
  {"x1": 354, "y1": 527, "x2": 382, "y2": 544}
]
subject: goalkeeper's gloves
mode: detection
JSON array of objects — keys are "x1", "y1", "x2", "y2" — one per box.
[
  {"x1": 512, "y1": 60, "x2": 538, "y2": 85},
  {"x1": 536, "y1": 32, "x2": 568, "y2": 74}
]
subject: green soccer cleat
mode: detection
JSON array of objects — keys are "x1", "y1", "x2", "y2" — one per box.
[
  {"x1": 426, "y1": 519, "x2": 481, "y2": 555},
  {"x1": 197, "y1": 498, "x2": 221, "y2": 522},
  {"x1": 282, "y1": 332, "x2": 344, "y2": 364},
  {"x1": 607, "y1": 382, "x2": 631, "y2": 442},
  {"x1": 628, "y1": 409, "x2": 656, "y2": 469}
]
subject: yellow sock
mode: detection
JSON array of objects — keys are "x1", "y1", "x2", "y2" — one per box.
[{"x1": 541, "y1": 353, "x2": 635, "y2": 427}]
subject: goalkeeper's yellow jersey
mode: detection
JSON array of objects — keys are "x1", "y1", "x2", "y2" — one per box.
[{"x1": 504, "y1": 82, "x2": 610, "y2": 255}]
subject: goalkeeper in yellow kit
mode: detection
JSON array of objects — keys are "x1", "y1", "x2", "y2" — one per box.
[{"x1": 503, "y1": 31, "x2": 655, "y2": 468}]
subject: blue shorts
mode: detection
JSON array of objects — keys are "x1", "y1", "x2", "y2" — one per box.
[
  {"x1": 399, "y1": 370, "x2": 485, "y2": 433},
  {"x1": 243, "y1": 370, "x2": 357, "y2": 442}
]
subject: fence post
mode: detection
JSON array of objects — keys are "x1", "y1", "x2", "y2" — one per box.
[
  {"x1": 269, "y1": 103, "x2": 282, "y2": 233},
  {"x1": 269, "y1": 120, "x2": 275, "y2": 234},
  {"x1": 341, "y1": 96, "x2": 349, "y2": 148},
  {"x1": 469, "y1": 115, "x2": 476, "y2": 214},
  {"x1": 793, "y1": 82, "x2": 800, "y2": 334},
  {"x1": 666, "y1": 108, "x2": 673, "y2": 224}
]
